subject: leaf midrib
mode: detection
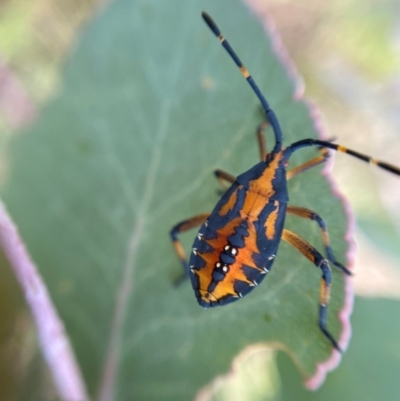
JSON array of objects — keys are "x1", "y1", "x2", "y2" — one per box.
[{"x1": 96, "y1": 98, "x2": 172, "y2": 401}]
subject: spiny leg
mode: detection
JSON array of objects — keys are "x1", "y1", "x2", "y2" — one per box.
[
  {"x1": 170, "y1": 213, "x2": 210, "y2": 285},
  {"x1": 286, "y1": 149, "x2": 330, "y2": 180},
  {"x1": 286, "y1": 205, "x2": 351, "y2": 275},
  {"x1": 285, "y1": 139, "x2": 400, "y2": 176},
  {"x1": 282, "y1": 229, "x2": 341, "y2": 352}
]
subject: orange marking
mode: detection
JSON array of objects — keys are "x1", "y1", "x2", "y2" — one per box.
[
  {"x1": 241, "y1": 191, "x2": 268, "y2": 218},
  {"x1": 193, "y1": 217, "x2": 262, "y2": 303},
  {"x1": 219, "y1": 189, "x2": 238, "y2": 216},
  {"x1": 282, "y1": 229, "x2": 315, "y2": 264},
  {"x1": 194, "y1": 218, "x2": 242, "y2": 299},
  {"x1": 320, "y1": 281, "x2": 331, "y2": 306},
  {"x1": 249, "y1": 151, "x2": 283, "y2": 198},
  {"x1": 337, "y1": 145, "x2": 347, "y2": 153},
  {"x1": 321, "y1": 230, "x2": 330, "y2": 247},
  {"x1": 173, "y1": 240, "x2": 186, "y2": 261},
  {"x1": 198, "y1": 289, "x2": 218, "y2": 303},
  {"x1": 265, "y1": 201, "x2": 279, "y2": 240},
  {"x1": 240, "y1": 66, "x2": 250, "y2": 78},
  {"x1": 210, "y1": 220, "x2": 260, "y2": 300}
]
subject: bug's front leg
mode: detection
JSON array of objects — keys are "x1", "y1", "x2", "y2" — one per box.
[
  {"x1": 286, "y1": 149, "x2": 330, "y2": 180},
  {"x1": 281, "y1": 228, "x2": 341, "y2": 352},
  {"x1": 213, "y1": 119, "x2": 271, "y2": 190},
  {"x1": 170, "y1": 213, "x2": 210, "y2": 285}
]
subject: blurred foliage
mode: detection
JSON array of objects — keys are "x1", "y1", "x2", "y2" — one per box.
[
  {"x1": 0, "y1": 0, "x2": 107, "y2": 103},
  {"x1": 0, "y1": 249, "x2": 56, "y2": 400},
  {"x1": 331, "y1": 0, "x2": 398, "y2": 78}
]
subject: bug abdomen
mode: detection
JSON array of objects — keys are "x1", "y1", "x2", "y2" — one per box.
[{"x1": 188, "y1": 198, "x2": 286, "y2": 307}]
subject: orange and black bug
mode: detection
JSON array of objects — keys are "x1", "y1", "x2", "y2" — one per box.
[{"x1": 170, "y1": 12, "x2": 400, "y2": 352}]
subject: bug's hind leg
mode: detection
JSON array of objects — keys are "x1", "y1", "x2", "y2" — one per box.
[
  {"x1": 286, "y1": 206, "x2": 351, "y2": 275},
  {"x1": 282, "y1": 229, "x2": 341, "y2": 352},
  {"x1": 170, "y1": 213, "x2": 210, "y2": 285}
]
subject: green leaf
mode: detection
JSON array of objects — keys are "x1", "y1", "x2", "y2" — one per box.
[
  {"x1": 2, "y1": 0, "x2": 351, "y2": 399},
  {"x1": 277, "y1": 297, "x2": 400, "y2": 401}
]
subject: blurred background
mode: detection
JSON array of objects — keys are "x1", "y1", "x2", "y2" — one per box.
[{"x1": 0, "y1": 0, "x2": 400, "y2": 399}]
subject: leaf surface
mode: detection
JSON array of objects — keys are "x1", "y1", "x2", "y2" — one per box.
[
  {"x1": 278, "y1": 297, "x2": 400, "y2": 401},
  {"x1": 2, "y1": 0, "x2": 352, "y2": 399}
]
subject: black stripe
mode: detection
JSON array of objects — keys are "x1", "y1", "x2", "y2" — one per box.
[
  {"x1": 202, "y1": 12, "x2": 221, "y2": 36},
  {"x1": 377, "y1": 161, "x2": 400, "y2": 175},
  {"x1": 344, "y1": 148, "x2": 370, "y2": 163}
]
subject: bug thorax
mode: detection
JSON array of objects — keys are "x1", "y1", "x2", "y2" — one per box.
[{"x1": 235, "y1": 150, "x2": 289, "y2": 203}]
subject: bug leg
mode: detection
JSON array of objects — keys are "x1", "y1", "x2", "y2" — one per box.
[
  {"x1": 286, "y1": 149, "x2": 330, "y2": 180},
  {"x1": 214, "y1": 118, "x2": 272, "y2": 188},
  {"x1": 170, "y1": 213, "x2": 210, "y2": 285},
  {"x1": 282, "y1": 229, "x2": 341, "y2": 352},
  {"x1": 286, "y1": 206, "x2": 351, "y2": 275},
  {"x1": 214, "y1": 169, "x2": 236, "y2": 192}
]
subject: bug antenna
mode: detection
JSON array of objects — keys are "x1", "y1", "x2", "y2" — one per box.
[
  {"x1": 285, "y1": 139, "x2": 400, "y2": 176},
  {"x1": 202, "y1": 12, "x2": 283, "y2": 150}
]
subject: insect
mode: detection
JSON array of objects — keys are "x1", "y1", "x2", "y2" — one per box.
[{"x1": 170, "y1": 12, "x2": 400, "y2": 351}]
